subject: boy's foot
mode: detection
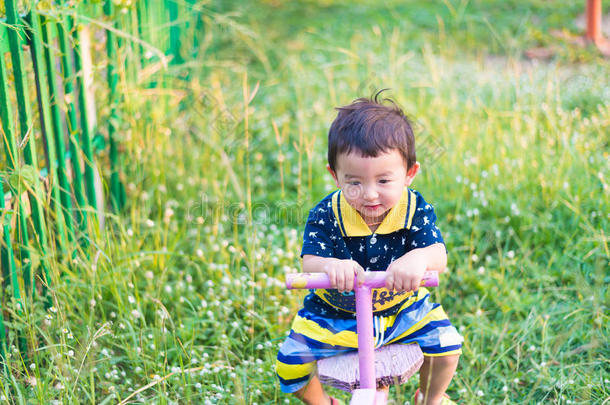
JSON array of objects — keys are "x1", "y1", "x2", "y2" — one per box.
[
  {"x1": 413, "y1": 388, "x2": 457, "y2": 405},
  {"x1": 329, "y1": 397, "x2": 343, "y2": 405}
]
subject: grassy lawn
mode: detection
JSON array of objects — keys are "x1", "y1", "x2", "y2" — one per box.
[{"x1": 1, "y1": 0, "x2": 608, "y2": 403}]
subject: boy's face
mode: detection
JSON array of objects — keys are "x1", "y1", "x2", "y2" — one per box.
[{"x1": 328, "y1": 149, "x2": 419, "y2": 225}]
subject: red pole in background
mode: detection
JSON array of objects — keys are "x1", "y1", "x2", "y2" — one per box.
[
  {"x1": 586, "y1": 0, "x2": 603, "y2": 44},
  {"x1": 526, "y1": 0, "x2": 609, "y2": 58}
]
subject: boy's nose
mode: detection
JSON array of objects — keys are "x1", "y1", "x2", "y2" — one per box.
[{"x1": 363, "y1": 187, "x2": 379, "y2": 200}]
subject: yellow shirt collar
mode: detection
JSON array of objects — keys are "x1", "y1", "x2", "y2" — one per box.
[{"x1": 330, "y1": 188, "x2": 417, "y2": 237}]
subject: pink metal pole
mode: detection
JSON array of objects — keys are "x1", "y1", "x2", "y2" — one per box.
[
  {"x1": 286, "y1": 270, "x2": 439, "y2": 290},
  {"x1": 354, "y1": 284, "x2": 376, "y2": 389}
]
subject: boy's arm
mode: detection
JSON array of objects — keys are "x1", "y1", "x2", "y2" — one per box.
[
  {"x1": 385, "y1": 243, "x2": 447, "y2": 292},
  {"x1": 409, "y1": 242, "x2": 447, "y2": 273},
  {"x1": 302, "y1": 254, "x2": 365, "y2": 293}
]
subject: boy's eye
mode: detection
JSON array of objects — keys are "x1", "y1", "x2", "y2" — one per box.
[
  {"x1": 349, "y1": 181, "x2": 360, "y2": 186},
  {"x1": 379, "y1": 179, "x2": 391, "y2": 184}
]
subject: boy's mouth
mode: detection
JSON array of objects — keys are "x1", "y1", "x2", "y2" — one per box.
[{"x1": 365, "y1": 204, "x2": 382, "y2": 210}]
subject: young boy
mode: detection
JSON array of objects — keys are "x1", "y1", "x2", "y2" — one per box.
[{"x1": 276, "y1": 93, "x2": 463, "y2": 405}]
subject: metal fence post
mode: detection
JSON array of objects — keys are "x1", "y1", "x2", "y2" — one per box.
[
  {"x1": 26, "y1": 10, "x2": 68, "y2": 254},
  {"x1": 5, "y1": 0, "x2": 52, "y2": 294},
  {"x1": 39, "y1": 15, "x2": 76, "y2": 244}
]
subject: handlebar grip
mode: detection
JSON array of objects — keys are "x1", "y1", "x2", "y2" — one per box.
[{"x1": 285, "y1": 271, "x2": 439, "y2": 290}]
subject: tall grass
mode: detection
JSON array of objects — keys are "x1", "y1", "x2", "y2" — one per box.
[{"x1": 0, "y1": 0, "x2": 608, "y2": 403}]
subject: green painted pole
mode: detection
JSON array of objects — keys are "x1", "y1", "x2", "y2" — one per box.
[
  {"x1": 189, "y1": 0, "x2": 204, "y2": 60},
  {"x1": 56, "y1": 15, "x2": 88, "y2": 234},
  {"x1": 0, "y1": 25, "x2": 29, "y2": 362},
  {"x1": 25, "y1": 10, "x2": 68, "y2": 253},
  {"x1": 168, "y1": 0, "x2": 182, "y2": 64},
  {"x1": 5, "y1": 0, "x2": 51, "y2": 295},
  {"x1": 69, "y1": 16, "x2": 98, "y2": 212},
  {"x1": 104, "y1": 0, "x2": 124, "y2": 212},
  {"x1": 0, "y1": 45, "x2": 32, "y2": 298},
  {"x1": 39, "y1": 16, "x2": 75, "y2": 243}
]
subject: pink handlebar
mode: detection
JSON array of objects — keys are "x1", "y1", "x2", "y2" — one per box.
[{"x1": 285, "y1": 271, "x2": 438, "y2": 290}]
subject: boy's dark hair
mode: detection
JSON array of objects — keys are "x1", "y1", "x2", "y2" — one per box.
[{"x1": 328, "y1": 89, "x2": 416, "y2": 171}]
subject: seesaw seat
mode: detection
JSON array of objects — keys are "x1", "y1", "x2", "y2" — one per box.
[{"x1": 317, "y1": 343, "x2": 424, "y2": 392}]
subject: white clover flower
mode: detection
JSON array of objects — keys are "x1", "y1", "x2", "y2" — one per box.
[
  {"x1": 146, "y1": 219, "x2": 154, "y2": 227},
  {"x1": 471, "y1": 254, "x2": 479, "y2": 263},
  {"x1": 128, "y1": 296, "x2": 136, "y2": 304},
  {"x1": 507, "y1": 250, "x2": 515, "y2": 259},
  {"x1": 131, "y1": 309, "x2": 142, "y2": 319},
  {"x1": 145, "y1": 271, "x2": 154, "y2": 280},
  {"x1": 477, "y1": 266, "x2": 485, "y2": 275},
  {"x1": 127, "y1": 228, "x2": 134, "y2": 237},
  {"x1": 502, "y1": 385, "x2": 508, "y2": 392}
]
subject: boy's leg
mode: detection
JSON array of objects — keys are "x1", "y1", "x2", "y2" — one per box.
[
  {"x1": 416, "y1": 354, "x2": 460, "y2": 405},
  {"x1": 293, "y1": 375, "x2": 332, "y2": 405}
]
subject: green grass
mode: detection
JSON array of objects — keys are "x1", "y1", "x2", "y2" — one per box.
[{"x1": 1, "y1": 0, "x2": 608, "y2": 403}]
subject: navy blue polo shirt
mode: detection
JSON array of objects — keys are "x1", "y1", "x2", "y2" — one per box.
[{"x1": 300, "y1": 188, "x2": 444, "y2": 318}]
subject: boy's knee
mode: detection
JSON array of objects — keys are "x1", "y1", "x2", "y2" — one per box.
[{"x1": 426, "y1": 353, "x2": 460, "y2": 367}]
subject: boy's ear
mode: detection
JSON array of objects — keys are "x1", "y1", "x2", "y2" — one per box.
[
  {"x1": 326, "y1": 164, "x2": 340, "y2": 187},
  {"x1": 405, "y1": 162, "x2": 420, "y2": 186}
]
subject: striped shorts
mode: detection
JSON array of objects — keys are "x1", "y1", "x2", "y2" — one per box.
[{"x1": 275, "y1": 288, "x2": 463, "y2": 393}]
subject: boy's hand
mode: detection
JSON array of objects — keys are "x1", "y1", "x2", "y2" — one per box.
[
  {"x1": 385, "y1": 249, "x2": 427, "y2": 293},
  {"x1": 322, "y1": 258, "x2": 366, "y2": 293}
]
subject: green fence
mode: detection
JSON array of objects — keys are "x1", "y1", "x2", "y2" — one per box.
[{"x1": 0, "y1": 0, "x2": 199, "y2": 369}]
